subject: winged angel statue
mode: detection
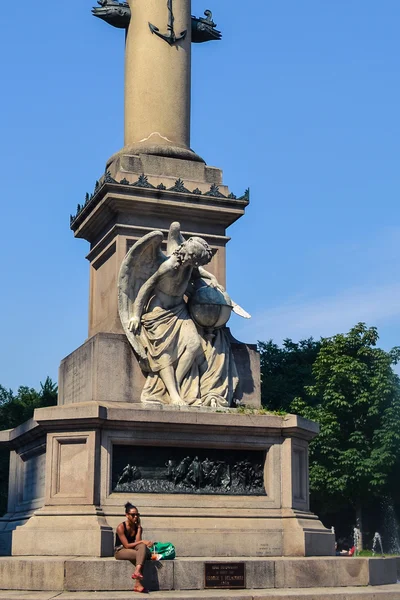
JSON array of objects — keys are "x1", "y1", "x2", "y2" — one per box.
[{"x1": 118, "y1": 222, "x2": 250, "y2": 407}]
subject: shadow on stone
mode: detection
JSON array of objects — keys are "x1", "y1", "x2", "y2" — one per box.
[{"x1": 142, "y1": 560, "x2": 172, "y2": 591}]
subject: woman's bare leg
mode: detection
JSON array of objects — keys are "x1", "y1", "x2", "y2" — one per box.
[
  {"x1": 133, "y1": 545, "x2": 151, "y2": 591},
  {"x1": 115, "y1": 545, "x2": 149, "y2": 590},
  {"x1": 134, "y1": 542, "x2": 148, "y2": 576}
]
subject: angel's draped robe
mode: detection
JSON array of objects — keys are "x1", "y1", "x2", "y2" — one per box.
[{"x1": 139, "y1": 301, "x2": 238, "y2": 407}]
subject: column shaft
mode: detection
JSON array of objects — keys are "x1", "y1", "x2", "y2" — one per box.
[{"x1": 125, "y1": 0, "x2": 191, "y2": 153}]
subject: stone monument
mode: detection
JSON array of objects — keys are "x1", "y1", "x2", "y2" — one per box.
[{"x1": 0, "y1": 0, "x2": 334, "y2": 562}]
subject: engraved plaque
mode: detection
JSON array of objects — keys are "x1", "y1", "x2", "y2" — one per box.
[{"x1": 204, "y1": 562, "x2": 246, "y2": 589}]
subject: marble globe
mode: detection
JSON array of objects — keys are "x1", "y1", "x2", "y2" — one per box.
[{"x1": 188, "y1": 284, "x2": 233, "y2": 329}]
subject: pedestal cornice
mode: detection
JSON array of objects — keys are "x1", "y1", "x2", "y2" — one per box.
[
  {"x1": 71, "y1": 181, "x2": 249, "y2": 245},
  {"x1": 0, "y1": 403, "x2": 319, "y2": 449}
]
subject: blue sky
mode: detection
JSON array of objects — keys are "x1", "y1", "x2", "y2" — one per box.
[{"x1": 1, "y1": 0, "x2": 400, "y2": 391}]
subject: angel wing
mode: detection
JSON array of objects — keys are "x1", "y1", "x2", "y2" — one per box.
[
  {"x1": 166, "y1": 221, "x2": 185, "y2": 255},
  {"x1": 232, "y1": 301, "x2": 251, "y2": 319},
  {"x1": 118, "y1": 231, "x2": 166, "y2": 369}
]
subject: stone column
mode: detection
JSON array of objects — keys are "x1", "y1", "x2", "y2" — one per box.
[{"x1": 124, "y1": 0, "x2": 197, "y2": 160}]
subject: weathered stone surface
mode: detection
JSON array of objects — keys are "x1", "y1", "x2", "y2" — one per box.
[
  {"x1": 368, "y1": 558, "x2": 398, "y2": 585},
  {"x1": 111, "y1": 154, "x2": 224, "y2": 187},
  {"x1": 231, "y1": 341, "x2": 261, "y2": 408},
  {"x1": 64, "y1": 557, "x2": 173, "y2": 591},
  {"x1": 58, "y1": 333, "x2": 145, "y2": 405},
  {"x1": 274, "y1": 557, "x2": 370, "y2": 588},
  {"x1": 0, "y1": 594, "x2": 61, "y2": 599},
  {"x1": 12, "y1": 508, "x2": 114, "y2": 557},
  {"x1": 0, "y1": 557, "x2": 65, "y2": 591},
  {"x1": 246, "y1": 560, "x2": 275, "y2": 589},
  {"x1": 1, "y1": 556, "x2": 398, "y2": 594}
]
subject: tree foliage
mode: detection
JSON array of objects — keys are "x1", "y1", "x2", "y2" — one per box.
[
  {"x1": 0, "y1": 377, "x2": 58, "y2": 516},
  {"x1": 290, "y1": 323, "x2": 400, "y2": 531},
  {"x1": 259, "y1": 337, "x2": 321, "y2": 411},
  {"x1": 259, "y1": 324, "x2": 400, "y2": 545}
]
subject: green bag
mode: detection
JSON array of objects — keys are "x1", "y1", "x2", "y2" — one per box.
[{"x1": 151, "y1": 541, "x2": 176, "y2": 560}]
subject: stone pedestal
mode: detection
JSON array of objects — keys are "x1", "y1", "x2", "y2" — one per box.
[
  {"x1": 0, "y1": 403, "x2": 334, "y2": 558},
  {"x1": 58, "y1": 332, "x2": 260, "y2": 409},
  {"x1": 70, "y1": 154, "x2": 249, "y2": 338}
]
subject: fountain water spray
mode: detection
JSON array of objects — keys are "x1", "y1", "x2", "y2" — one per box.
[
  {"x1": 372, "y1": 532, "x2": 384, "y2": 557},
  {"x1": 353, "y1": 527, "x2": 361, "y2": 555},
  {"x1": 382, "y1": 499, "x2": 400, "y2": 554}
]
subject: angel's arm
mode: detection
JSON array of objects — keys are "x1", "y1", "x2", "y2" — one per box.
[
  {"x1": 129, "y1": 264, "x2": 168, "y2": 332},
  {"x1": 196, "y1": 266, "x2": 223, "y2": 289},
  {"x1": 194, "y1": 267, "x2": 251, "y2": 319},
  {"x1": 184, "y1": 266, "x2": 218, "y2": 298}
]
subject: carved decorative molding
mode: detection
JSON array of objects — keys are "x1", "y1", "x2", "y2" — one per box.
[{"x1": 70, "y1": 176, "x2": 250, "y2": 226}]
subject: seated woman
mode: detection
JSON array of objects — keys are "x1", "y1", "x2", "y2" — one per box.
[{"x1": 114, "y1": 502, "x2": 153, "y2": 593}]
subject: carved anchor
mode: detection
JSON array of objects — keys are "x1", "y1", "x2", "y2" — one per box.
[{"x1": 149, "y1": 0, "x2": 187, "y2": 45}]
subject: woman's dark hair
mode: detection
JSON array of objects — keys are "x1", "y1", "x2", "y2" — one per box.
[{"x1": 125, "y1": 502, "x2": 137, "y2": 514}]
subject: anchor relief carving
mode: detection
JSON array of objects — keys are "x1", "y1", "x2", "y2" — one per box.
[{"x1": 149, "y1": 0, "x2": 187, "y2": 45}]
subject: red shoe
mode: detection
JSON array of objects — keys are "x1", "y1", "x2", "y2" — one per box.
[{"x1": 132, "y1": 572, "x2": 144, "y2": 580}]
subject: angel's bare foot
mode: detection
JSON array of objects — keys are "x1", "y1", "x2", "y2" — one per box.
[
  {"x1": 170, "y1": 396, "x2": 186, "y2": 406},
  {"x1": 159, "y1": 366, "x2": 185, "y2": 406}
]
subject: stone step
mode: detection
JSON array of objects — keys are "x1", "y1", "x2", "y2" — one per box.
[
  {"x1": 1, "y1": 585, "x2": 400, "y2": 600},
  {"x1": 1, "y1": 556, "x2": 399, "y2": 593}
]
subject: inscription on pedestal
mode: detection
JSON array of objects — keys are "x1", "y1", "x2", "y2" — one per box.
[{"x1": 205, "y1": 563, "x2": 246, "y2": 589}]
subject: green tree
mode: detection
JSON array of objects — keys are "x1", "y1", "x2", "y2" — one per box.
[
  {"x1": 259, "y1": 337, "x2": 321, "y2": 411},
  {"x1": 291, "y1": 323, "x2": 400, "y2": 548},
  {"x1": 0, "y1": 377, "x2": 58, "y2": 516}
]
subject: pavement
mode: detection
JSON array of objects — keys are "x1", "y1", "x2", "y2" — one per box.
[{"x1": 1, "y1": 584, "x2": 400, "y2": 600}]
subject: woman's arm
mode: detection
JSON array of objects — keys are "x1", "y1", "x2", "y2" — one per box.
[
  {"x1": 116, "y1": 523, "x2": 153, "y2": 549},
  {"x1": 135, "y1": 525, "x2": 143, "y2": 542},
  {"x1": 116, "y1": 523, "x2": 140, "y2": 549}
]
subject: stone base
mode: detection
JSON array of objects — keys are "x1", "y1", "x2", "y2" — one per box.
[
  {"x1": 0, "y1": 556, "x2": 398, "y2": 592},
  {"x1": 58, "y1": 332, "x2": 261, "y2": 408},
  {"x1": 11, "y1": 506, "x2": 113, "y2": 557},
  {"x1": 0, "y1": 403, "x2": 331, "y2": 558},
  {"x1": 0, "y1": 511, "x2": 32, "y2": 556},
  {"x1": 105, "y1": 507, "x2": 333, "y2": 558},
  {"x1": 106, "y1": 144, "x2": 205, "y2": 169},
  {"x1": 106, "y1": 152, "x2": 224, "y2": 193}
]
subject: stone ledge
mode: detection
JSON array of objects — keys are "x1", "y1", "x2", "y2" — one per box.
[{"x1": 0, "y1": 557, "x2": 397, "y2": 593}]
